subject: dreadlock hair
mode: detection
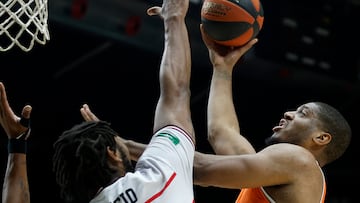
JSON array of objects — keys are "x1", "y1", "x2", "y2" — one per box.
[
  {"x1": 53, "y1": 121, "x2": 120, "y2": 203},
  {"x1": 314, "y1": 102, "x2": 352, "y2": 164}
]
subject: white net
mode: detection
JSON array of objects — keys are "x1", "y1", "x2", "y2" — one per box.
[{"x1": 0, "y1": 0, "x2": 50, "y2": 52}]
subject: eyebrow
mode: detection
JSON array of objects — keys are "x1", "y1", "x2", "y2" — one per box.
[
  {"x1": 298, "y1": 105, "x2": 318, "y2": 117},
  {"x1": 297, "y1": 104, "x2": 310, "y2": 110}
]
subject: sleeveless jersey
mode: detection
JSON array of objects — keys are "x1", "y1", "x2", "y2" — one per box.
[
  {"x1": 90, "y1": 125, "x2": 195, "y2": 203},
  {"x1": 235, "y1": 164, "x2": 326, "y2": 203}
]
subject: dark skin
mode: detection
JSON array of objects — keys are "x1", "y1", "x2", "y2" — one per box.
[
  {"x1": 201, "y1": 24, "x2": 330, "y2": 202},
  {"x1": 0, "y1": 82, "x2": 32, "y2": 203},
  {"x1": 80, "y1": 91, "x2": 327, "y2": 203},
  {"x1": 81, "y1": 32, "x2": 330, "y2": 202}
]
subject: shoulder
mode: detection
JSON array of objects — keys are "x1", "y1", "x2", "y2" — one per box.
[
  {"x1": 260, "y1": 144, "x2": 325, "y2": 201},
  {"x1": 259, "y1": 143, "x2": 318, "y2": 169}
]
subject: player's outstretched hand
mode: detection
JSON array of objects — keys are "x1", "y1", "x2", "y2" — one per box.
[
  {"x1": 0, "y1": 82, "x2": 32, "y2": 140},
  {"x1": 80, "y1": 104, "x2": 100, "y2": 122}
]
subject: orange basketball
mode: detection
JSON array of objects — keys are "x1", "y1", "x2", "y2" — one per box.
[{"x1": 201, "y1": 0, "x2": 264, "y2": 47}]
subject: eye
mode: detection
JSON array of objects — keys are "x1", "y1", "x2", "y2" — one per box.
[
  {"x1": 296, "y1": 109, "x2": 307, "y2": 117},
  {"x1": 301, "y1": 109, "x2": 307, "y2": 115}
]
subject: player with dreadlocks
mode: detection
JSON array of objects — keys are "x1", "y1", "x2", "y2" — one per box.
[
  {"x1": 52, "y1": 0, "x2": 196, "y2": 201},
  {"x1": 53, "y1": 121, "x2": 134, "y2": 202}
]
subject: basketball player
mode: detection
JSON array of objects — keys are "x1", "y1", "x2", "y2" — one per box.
[
  {"x1": 0, "y1": 82, "x2": 32, "y2": 203},
  {"x1": 52, "y1": 0, "x2": 196, "y2": 202},
  {"x1": 194, "y1": 25, "x2": 352, "y2": 202},
  {"x1": 81, "y1": 31, "x2": 352, "y2": 202}
]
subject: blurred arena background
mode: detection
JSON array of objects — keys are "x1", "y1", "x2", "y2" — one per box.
[{"x1": 1, "y1": 0, "x2": 359, "y2": 202}]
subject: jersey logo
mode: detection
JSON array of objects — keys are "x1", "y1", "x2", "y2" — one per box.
[{"x1": 156, "y1": 132, "x2": 180, "y2": 145}]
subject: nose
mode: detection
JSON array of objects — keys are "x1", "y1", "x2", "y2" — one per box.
[{"x1": 284, "y1": 111, "x2": 294, "y2": 120}]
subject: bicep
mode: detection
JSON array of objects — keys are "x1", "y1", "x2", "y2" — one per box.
[{"x1": 194, "y1": 148, "x2": 296, "y2": 189}]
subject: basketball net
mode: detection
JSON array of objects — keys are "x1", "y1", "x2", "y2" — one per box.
[{"x1": 0, "y1": 0, "x2": 50, "y2": 52}]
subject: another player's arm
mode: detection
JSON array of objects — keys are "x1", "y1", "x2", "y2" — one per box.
[
  {"x1": 3, "y1": 154, "x2": 30, "y2": 203},
  {"x1": 1, "y1": 82, "x2": 31, "y2": 203}
]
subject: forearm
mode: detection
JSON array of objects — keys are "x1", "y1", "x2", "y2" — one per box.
[
  {"x1": 207, "y1": 68, "x2": 255, "y2": 155},
  {"x1": 122, "y1": 139, "x2": 147, "y2": 161},
  {"x1": 2, "y1": 153, "x2": 30, "y2": 203},
  {"x1": 208, "y1": 68, "x2": 238, "y2": 131},
  {"x1": 193, "y1": 151, "x2": 209, "y2": 186},
  {"x1": 193, "y1": 151, "x2": 230, "y2": 187},
  {"x1": 207, "y1": 68, "x2": 241, "y2": 154}
]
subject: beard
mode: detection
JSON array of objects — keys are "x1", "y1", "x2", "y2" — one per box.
[
  {"x1": 118, "y1": 146, "x2": 135, "y2": 173},
  {"x1": 264, "y1": 135, "x2": 283, "y2": 146},
  {"x1": 123, "y1": 159, "x2": 134, "y2": 173},
  {"x1": 264, "y1": 132, "x2": 302, "y2": 147}
]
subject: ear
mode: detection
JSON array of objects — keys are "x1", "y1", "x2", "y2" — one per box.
[
  {"x1": 107, "y1": 146, "x2": 122, "y2": 163},
  {"x1": 314, "y1": 132, "x2": 331, "y2": 146}
]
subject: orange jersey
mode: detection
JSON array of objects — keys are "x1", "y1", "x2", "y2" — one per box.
[
  {"x1": 235, "y1": 187, "x2": 274, "y2": 203},
  {"x1": 235, "y1": 168, "x2": 327, "y2": 203}
]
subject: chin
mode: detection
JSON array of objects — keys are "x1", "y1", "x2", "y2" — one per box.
[{"x1": 265, "y1": 135, "x2": 282, "y2": 146}]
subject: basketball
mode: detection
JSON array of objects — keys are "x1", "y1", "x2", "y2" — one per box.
[{"x1": 201, "y1": 0, "x2": 264, "y2": 47}]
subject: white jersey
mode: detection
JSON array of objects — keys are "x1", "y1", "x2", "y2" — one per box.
[{"x1": 90, "y1": 125, "x2": 195, "y2": 203}]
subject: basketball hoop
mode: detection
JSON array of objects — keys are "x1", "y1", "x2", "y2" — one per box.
[{"x1": 0, "y1": 0, "x2": 50, "y2": 52}]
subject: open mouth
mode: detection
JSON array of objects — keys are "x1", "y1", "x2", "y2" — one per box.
[{"x1": 272, "y1": 119, "x2": 287, "y2": 132}]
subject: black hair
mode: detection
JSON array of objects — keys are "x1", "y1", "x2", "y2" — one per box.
[
  {"x1": 314, "y1": 102, "x2": 352, "y2": 163},
  {"x1": 53, "y1": 121, "x2": 120, "y2": 203}
]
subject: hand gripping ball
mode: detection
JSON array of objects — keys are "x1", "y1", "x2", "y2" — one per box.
[{"x1": 201, "y1": 0, "x2": 264, "y2": 47}]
